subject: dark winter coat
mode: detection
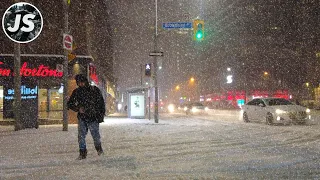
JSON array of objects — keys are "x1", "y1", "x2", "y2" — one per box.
[{"x1": 67, "y1": 85, "x2": 106, "y2": 123}]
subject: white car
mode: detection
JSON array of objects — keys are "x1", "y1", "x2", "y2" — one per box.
[
  {"x1": 242, "y1": 98, "x2": 311, "y2": 125},
  {"x1": 185, "y1": 102, "x2": 209, "y2": 115}
]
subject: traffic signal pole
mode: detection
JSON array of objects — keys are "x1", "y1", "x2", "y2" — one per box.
[{"x1": 154, "y1": 0, "x2": 159, "y2": 123}]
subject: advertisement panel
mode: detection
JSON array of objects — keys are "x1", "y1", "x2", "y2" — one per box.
[{"x1": 129, "y1": 94, "x2": 145, "y2": 118}]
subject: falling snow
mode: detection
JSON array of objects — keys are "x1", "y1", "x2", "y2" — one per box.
[
  {"x1": 107, "y1": 0, "x2": 320, "y2": 96},
  {"x1": 0, "y1": 0, "x2": 319, "y2": 94},
  {"x1": 0, "y1": 0, "x2": 320, "y2": 179}
]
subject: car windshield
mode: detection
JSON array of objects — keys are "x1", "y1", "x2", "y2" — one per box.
[
  {"x1": 265, "y1": 99, "x2": 293, "y2": 106},
  {"x1": 192, "y1": 103, "x2": 204, "y2": 106}
]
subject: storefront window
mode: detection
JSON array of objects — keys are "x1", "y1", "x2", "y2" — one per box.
[
  {"x1": 38, "y1": 88, "x2": 63, "y2": 121},
  {"x1": 50, "y1": 89, "x2": 63, "y2": 110},
  {"x1": 39, "y1": 89, "x2": 48, "y2": 112}
]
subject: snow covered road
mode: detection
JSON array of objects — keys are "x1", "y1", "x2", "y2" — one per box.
[{"x1": 1, "y1": 112, "x2": 320, "y2": 179}]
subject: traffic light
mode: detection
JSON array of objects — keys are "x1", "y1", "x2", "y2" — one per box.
[
  {"x1": 193, "y1": 19, "x2": 204, "y2": 41},
  {"x1": 68, "y1": 41, "x2": 77, "y2": 61},
  {"x1": 145, "y1": 63, "x2": 151, "y2": 76}
]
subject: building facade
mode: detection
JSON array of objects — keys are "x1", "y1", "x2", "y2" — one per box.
[{"x1": 0, "y1": 0, "x2": 116, "y2": 125}]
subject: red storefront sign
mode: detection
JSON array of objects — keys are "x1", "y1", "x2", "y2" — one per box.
[{"x1": 0, "y1": 61, "x2": 63, "y2": 77}]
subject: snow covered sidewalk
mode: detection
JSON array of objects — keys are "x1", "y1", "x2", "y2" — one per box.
[{"x1": 1, "y1": 116, "x2": 320, "y2": 179}]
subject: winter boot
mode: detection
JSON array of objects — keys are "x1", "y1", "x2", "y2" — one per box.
[
  {"x1": 77, "y1": 149, "x2": 87, "y2": 160},
  {"x1": 95, "y1": 145, "x2": 104, "y2": 156}
]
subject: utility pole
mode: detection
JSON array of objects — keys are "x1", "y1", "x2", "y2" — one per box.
[
  {"x1": 13, "y1": 0, "x2": 22, "y2": 131},
  {"x1": 140, "y1": 64, "x2": 143, "y2": 86},
  {"x1": 154, "y1": 0, "x2": 159, "y2": 123},
  {"x1": 62, "y1": 0, "x2": 69, "y2": 131},
  {"x1": 148, "y1": 88, "x2": 151, "y2": 120},
  {"x1": 13, "y1": 43, "x2": 22, "y2": 131}
]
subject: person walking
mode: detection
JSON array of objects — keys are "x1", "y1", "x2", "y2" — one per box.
[{"x1": 67, "y1": 74, "x2": 106, "y2": 160}]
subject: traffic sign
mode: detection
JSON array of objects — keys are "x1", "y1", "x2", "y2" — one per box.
[
  {"x1": 56, "y1": 64, "x2": 63, "y2": 72},
  {"x1": 68, "y1": 53, "x2": 76, "y2": 61},
  {"x1": 149, "y1": 52, "x2": 163, "y2": 56},
  {"x1": 63, "y1": 34, "x2": 73, "y2": 51},
  {"x1": 162, "y1": 22, "x2": 192, "y2": 29}
]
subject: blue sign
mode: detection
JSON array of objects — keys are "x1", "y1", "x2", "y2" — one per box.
[
  {"x1": 162, "y1": 22, "x2": 192, "y2": 29},
  {"x1": 5, "y1": 85, "x2": 38, "y2": 100}
]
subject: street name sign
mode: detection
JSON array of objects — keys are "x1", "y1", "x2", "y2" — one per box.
[
  {"x1": 149, "y1": 52, "x2": 164, "y2": 56},
  {"x1": 162, "y1": 22, "x2": 192, "y2": 29}
]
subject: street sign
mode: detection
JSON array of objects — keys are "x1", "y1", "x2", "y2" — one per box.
[
  {"x1": 149, "y1": 52, "x2": 163, "y2": 56},
  {"x1": 56, "y1": 64, "x2": 63, "y2": 72},
  {"x1": 162, "y1": 22, "x2": 192, "y2": 29},
  {"x1": 63, "y1": 34, "x2": 73, "y2": 51}
]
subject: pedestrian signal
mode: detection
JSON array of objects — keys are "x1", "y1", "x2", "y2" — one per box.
[{"x1": 145, "y1": 63, "x2": 151, "y2": 76}]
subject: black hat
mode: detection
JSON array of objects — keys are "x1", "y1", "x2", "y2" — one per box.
[{"x1": 75, "y1": 74, "x2": 88, "y2": 84}]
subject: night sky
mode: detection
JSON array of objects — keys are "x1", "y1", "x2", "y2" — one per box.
[{"x1": 106, "y1": 0, "x2": 319, "y2": 98}]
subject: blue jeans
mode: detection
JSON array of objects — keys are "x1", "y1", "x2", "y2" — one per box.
[{"x1": 78, "y1": 117, "x2": 101, "y2": 150}]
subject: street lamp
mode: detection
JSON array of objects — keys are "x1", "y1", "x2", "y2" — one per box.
[
  {"x1": 175, "y1": 85, "x2": 180, "y2": 90},
  {"x1": 305, "y1": 82, "x2": 311, "y2": 107},
  {"x1": 188, "y1": 77, "x2": 197, "y2": 101}
]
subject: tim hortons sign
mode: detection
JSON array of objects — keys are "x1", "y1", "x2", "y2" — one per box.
[{"x1": 0, "y1": 61, "x2": 63, "y2": 77}]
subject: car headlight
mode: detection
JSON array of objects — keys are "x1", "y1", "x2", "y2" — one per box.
[
  {"x1": 192, "y1": 107, "x2": 197, "y2": 112},
  {"x1": 205, "y1": 107, "x2": 209, "y2": 111},
  {"x1": 276, "y1": 109, "x2": 287, "y2": 114},
  {"x1": 168, "y1": 104, "x2": 175, "y2": 113},
  {"x1": 306, "y1": 108, "x2": 311, "y2": 113},
  {"x1": 184, "y1": 106, "x2": 188, "y2": 111}
]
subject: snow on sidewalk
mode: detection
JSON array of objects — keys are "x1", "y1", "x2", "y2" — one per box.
[{"x1": 1, "y1": 116, "x2": 320, "y2": 179}]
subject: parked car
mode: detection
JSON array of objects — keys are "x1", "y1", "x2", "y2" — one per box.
[
  {"x1": 185, "y1": 102, "x2": 208, "y2": 115},
  {"x1": 242, "y1": 98, "x2": 311, "y2": 125}
]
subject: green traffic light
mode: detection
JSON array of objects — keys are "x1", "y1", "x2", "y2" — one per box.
[{"x1": 196, "y1": 31, "x2": 203, "y2": 40}]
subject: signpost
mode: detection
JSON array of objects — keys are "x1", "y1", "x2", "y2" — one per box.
[
  {"x1": 162, "y1": 22, "x2": 192, "y2": 29},
  {"x1": 62, "y1": 1, "x2": 69, "y2": 131}
]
